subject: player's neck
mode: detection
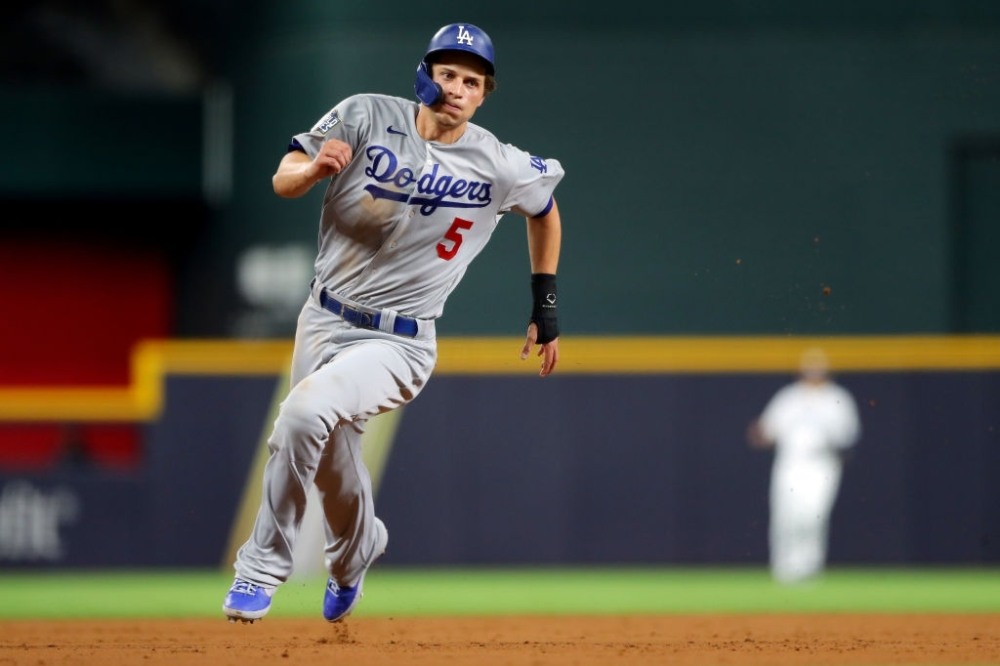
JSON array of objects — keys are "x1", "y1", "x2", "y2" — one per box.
[{"x1": 416, "y1": 107, "x2": 467, "y2": 144}]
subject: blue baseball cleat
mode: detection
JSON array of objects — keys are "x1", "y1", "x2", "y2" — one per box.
[
  {"x1": 323, "y1": 518, "x2": 388, "y2": 622},
  {"x1": 223, "y1": 578, "x2": 274, "y2": 623}
]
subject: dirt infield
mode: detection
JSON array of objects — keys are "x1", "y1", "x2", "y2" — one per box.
[{"x1": 2, "y1": 614, "x2": 998, "y2": 665}]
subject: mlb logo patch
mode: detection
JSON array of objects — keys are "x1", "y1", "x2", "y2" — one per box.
[{"x1": 314, "y1": 110, "x2": 342, "y2": 135}]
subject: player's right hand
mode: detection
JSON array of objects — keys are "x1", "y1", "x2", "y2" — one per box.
[
  {"x1": 313, "y1": 138, "x2": 353, "y2": 177},
  {"x1": 746, "y1": 420, "x2": 772, "y2": 449}
]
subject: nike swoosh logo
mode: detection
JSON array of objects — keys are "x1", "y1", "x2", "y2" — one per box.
[{"x1": 387, "y1": 125, "x2": 408, "y2": 136}]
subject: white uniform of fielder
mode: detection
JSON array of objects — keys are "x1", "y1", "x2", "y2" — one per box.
[{"x1": 749, "y1": 348, "x2": 861, "y2": 584}]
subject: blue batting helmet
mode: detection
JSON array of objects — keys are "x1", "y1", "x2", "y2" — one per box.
[{"x1": 414, "y1": 23, "x2": 495, "y2": 106}]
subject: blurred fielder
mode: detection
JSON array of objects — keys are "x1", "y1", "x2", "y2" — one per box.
[{"x1": 747, "y1": 348, "x2": 861, "y2": 584}]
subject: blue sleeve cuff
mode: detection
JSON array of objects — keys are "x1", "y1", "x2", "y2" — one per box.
[{"x1": 533, "y1": 196, "x2": 554, "y2": 218}]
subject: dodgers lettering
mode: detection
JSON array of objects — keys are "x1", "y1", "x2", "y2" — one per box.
[{"x1": 363, "y1": 145, "x2": 493, "y2": 215}]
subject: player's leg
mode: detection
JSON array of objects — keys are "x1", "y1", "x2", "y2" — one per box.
[
  {"x1": 314, "y1": 420, "x2": 380, "y2": 586},
  {"x1": 227, "y1": 301, "x2": 337, "y2": 590},
  {"x1": 305, "y1": 335, "x2": 432, "y2": 620},
  {"x1": 313, "y1": 420, "x2": 389, "y2": 621},
  {"x1": 233, "y1": 331, "x2": 433, "y2": 589},
  {"x1": 809, "y1": 460, "x2": 843, "y2": 575},
  {"x1": 223, "y1": 300, "x2": 330, "y2": 621},
  {"x1": 771, "y1": 460, "x2": 841, "y2": 583},
  {"x1": 768, "y1": 463, "x2": 796, "y2": 582},
  {"x1": 771, "y1": 499, "x2": 815, "y2": 584}
]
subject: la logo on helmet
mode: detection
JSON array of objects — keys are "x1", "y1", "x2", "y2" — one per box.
[{"x1": 456, "y1": 25, "x2": 474, "y2": 45}]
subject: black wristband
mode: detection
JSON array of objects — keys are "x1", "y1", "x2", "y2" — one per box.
[{"x1": 529, "y1": 273, "x2": 559, "y2": 344}]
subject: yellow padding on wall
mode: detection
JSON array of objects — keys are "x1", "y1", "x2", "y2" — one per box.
[{"x1": 1, "y1": 335, "x2": 998, "y2": 422}]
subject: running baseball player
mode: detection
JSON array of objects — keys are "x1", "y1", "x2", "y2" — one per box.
[
  {"x1": 747, "y1": 348, "x2": 861, "y2": 584},
  {"x1": 222, "y1": 22, "x2": 564, "y2": 622}
]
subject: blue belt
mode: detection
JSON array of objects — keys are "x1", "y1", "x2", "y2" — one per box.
[{"x1": 318, "y1": 291, "x2": 419, "y2": 338}]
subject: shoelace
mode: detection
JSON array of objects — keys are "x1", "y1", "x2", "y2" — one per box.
[{"x1": 232, "y1": 579, "x2": 260, "y2": 596}]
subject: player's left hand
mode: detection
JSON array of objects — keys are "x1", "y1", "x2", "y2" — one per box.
[{"x1": 520, "y1": 322, "x2": 559, "y2": 377}]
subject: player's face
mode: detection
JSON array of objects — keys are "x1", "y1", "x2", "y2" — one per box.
[{"x1": 429, "y1": 52, "x2": 488, "y2": 128}]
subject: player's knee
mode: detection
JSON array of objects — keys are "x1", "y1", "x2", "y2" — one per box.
[{"x1": 273, "y1": 392, "x2": 331, "y2": 444}]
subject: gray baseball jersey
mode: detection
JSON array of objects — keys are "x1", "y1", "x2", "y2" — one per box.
[
  {"x1": 292, "y1": 93, "x2": 565, "y2": 320},
  {"x1": 231, "y1": 93, "x2": 565, "y2": 593}
]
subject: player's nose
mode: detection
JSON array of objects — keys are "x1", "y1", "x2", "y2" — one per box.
[{"x1": 442, "y1": 78, "x2": 463, "y2": 98}]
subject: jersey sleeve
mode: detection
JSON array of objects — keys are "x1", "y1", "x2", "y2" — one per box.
[
  {"x1": 757, "y1": 385, "x2": 791, "y2": 441},
  {"x1": 829, "y1": 386, "x2": 862, "y2": 449},
  {"x1": 498, "y1": 144, "x2": 565, "y2": 218},
  {"x1": 289, "y1": 94, "x2": 369, "y2": 157}
]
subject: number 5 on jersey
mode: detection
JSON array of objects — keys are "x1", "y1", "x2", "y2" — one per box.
[{"x1": 436, "y1": 217, "x2": 474, "y2": 260}]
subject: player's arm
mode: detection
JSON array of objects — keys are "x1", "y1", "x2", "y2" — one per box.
[
  {"x1": 746, "y1": 419, "x2": 774, "y2": 449},
  {"x1": 749, "y1": 395, "x2": 784, "y2": 449},
  {"x1": 272, "y1": 138, "x2": 353, "y2": 199},
  {"x1": 519, "y1": 197, "x2": 562, "y2": 377}
]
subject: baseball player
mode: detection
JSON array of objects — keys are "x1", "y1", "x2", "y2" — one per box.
[
  {"x1": 747, "y1": 348, "x2": 861, "y2": 584},
  {"x1": 222, "y1": 22, "x2": 564, "y2": 623}
]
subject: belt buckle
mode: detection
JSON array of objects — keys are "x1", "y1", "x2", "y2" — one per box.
[{"x1": 342, "y1": 304, "x2": 375, "y2": 329}]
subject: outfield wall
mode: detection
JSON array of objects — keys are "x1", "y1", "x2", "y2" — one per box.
[
  {"x1": 378, "y1": 370, "x2": 1000, "y2": 566},
  {"x1": 0, "y1": 337, "x2": 996, "y2": 569}
]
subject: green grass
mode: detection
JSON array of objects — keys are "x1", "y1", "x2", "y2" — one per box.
[{"x1": 1, "y1": 566, "x2": 998, "y2": 620}]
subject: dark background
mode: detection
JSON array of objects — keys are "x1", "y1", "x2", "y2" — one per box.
[
  {"x1": 3, "y1": 1, "x2": 999, "y2": 342},
  {"x1": 0, "y1": 1, "x2": 998, "y2": 569}
]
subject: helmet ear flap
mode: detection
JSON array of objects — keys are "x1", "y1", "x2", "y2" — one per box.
[{"x1": 414, "y1": 61, "x2": 443, "y2": 106}]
